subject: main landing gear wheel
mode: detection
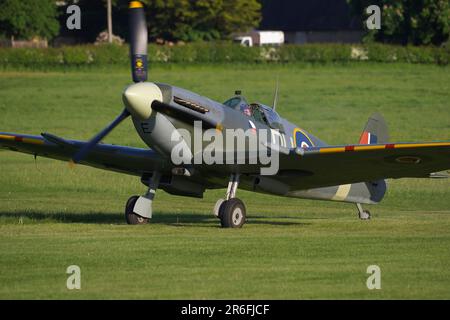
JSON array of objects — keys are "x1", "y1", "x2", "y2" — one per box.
[
  {"x1": 213, "y1": 198, "x2": 225, "y2": 219},
  {"x1": 125, "y1": 196, "x2": 149, "y2": 225},
  {"x1": 220, "y1": 198, "x2": 246, "y2": 228}
]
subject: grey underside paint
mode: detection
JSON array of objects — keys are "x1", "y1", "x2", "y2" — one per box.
[{"x1": 286, "y1": 181, "x2": 387, "y2": 204}]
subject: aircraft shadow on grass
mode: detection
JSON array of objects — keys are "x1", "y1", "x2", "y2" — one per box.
[{"x1": 0, "y1": 211, "x2": 307, "y2": 227}]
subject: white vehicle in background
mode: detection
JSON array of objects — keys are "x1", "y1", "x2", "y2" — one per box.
[{"x1": 234, "y1": 31, "x2": 284, "y2": 47}]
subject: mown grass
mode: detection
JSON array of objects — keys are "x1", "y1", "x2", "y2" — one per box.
[{"x1": 0, "y1": 63, "x2": 449, "y2": 299}]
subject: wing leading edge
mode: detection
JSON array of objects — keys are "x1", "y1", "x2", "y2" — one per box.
[
  {"x1": 2, "y1": 132, "x2": 449, "y2": 192},
  {"x1": 0, "y1": 132, "x2": 170, "y2": 176}
]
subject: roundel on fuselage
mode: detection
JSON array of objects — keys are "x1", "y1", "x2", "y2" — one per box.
[{"x1": 293, "y1": 128, "x2": 314, "y2": 148}]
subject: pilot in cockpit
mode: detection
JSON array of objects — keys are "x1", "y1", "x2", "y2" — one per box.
[
  {"x1": 240, "y1": 104, "x2": 252, "y2": 117},
  {"x1": 223, "y1": 90, "x2": 252, "y2": 117}
]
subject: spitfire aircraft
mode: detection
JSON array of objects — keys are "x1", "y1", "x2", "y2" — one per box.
[{"x1": 1, "y1": 1, "x2": 449, "y2": 228}]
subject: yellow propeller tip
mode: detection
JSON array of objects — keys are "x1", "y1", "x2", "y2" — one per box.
[{"x1": 129, "y1": 1, "x2": 143, "y2": 9}]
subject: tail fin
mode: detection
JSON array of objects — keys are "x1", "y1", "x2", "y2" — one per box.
[
  {"x1": 359, "y1": 113, "x2": 389, "y2": 145},
  {"x1": 359, "y1": 113, "x2": 389, "y2": 202}
]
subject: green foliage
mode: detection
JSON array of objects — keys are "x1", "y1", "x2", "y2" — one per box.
[
  {"x1": 0, "y1": 0, "x2": 59, "y2": 40},
  {"x1": 0, "y1": 43, "x2": 448, "y2": 69},
  {"x1": 347, "y1": 0, "x2": 450, "y2": 46},
  {"x1": 364, "y1": 43, "x2": 449, "y2": 64},
  {"x1": 216, "y1": 0, "x2": 262, "y2": 36},
  {"x1": 116, "y1": 0, "x2": 261, "y2": 42},
  {"x1": 279, "y1": 44, "x2": 352, "y2": 63}
]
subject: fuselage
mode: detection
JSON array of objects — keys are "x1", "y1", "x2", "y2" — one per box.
[
  {"x1": 128, "y1": 82, "x2": 327, "y2": 156},
  {"x1": 123, "y1": 82, "x2": 385, "y2": 205}
]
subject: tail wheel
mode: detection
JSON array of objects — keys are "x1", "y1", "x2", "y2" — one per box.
[
  {"x1": 360, "y1": 210, "x2": 371, "y2": 220},
  {"x1": 125, "y1": 196, "x2": 149, "y2": 225},
  {"x1": 220, "y1": 198, "x2": 246, "y2": 228}
]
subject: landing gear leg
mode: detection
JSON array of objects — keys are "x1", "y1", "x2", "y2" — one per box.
[
  {"x1": 214, "y1": 174, "x2": 246, "y2": 228},
  {"x1": 125, "y1": 172, "x2": 161, "y2": 225},
  {"x1": 356, "y1": 203, "x2": 371, "y2": 220}
]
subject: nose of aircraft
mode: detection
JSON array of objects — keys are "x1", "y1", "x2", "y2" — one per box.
[{"x1": 122, "y1": 82, "x2": 163, "y2": 120}]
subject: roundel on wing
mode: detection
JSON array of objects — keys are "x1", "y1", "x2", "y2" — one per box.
[{"x1": 294, "y1": 128, "x2": 314, "y2": 148}]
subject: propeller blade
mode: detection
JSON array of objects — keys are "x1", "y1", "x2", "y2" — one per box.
[
  {"x1": 71, "y1": 109, "x2": 130, "y2": 164},
  {"x1": 129, "y1": 1, "x2": 148, "y2": 83}
]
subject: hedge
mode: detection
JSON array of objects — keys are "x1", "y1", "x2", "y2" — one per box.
[{"x1": 0, "y1": 42, "x2": 448, "y2": 69}]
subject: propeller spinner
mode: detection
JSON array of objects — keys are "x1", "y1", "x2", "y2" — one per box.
[{"x1": 72, "y1": 1, "x2": 148, "y2": 164}]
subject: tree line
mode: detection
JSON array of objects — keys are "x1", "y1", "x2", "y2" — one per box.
[
  {"x1": 0, "y1": 0, "x2": 448, "y2": 46},
  {"x1": 0, "y1": 0, "x2": 262, "y2": 43},
  {"x1": 347, "y1": 0, "x2": 449, "y2": 46}
]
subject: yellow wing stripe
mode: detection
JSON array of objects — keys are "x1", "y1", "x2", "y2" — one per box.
[
  {"x1": 354, "y1": 145, "x2": 386, "y2": 151},
  {"x1": 0, "y1": 134, "x2": 15, "y2": 141},
  {"x1": 0, "y1": 134, "x2": 44, "y2": 145},
  {"x1": 319, "y1": 147, "x2": 343, "y2": 154},
  {"x1": 23, "y1": 138, "x2": 44, "y2": 145},
  {"x1": 318, "y1": 142, "x2": 450, "y2": 154},
  {"x1": 395, "y1": 143, "x2": 450, "y2": 149}
]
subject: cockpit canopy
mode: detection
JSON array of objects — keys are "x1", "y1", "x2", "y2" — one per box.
[
  {"x1": 256, "y1": 103, "x2": 284, "y2": 132},
  {"x1": 223, "y1": 96, "x2": 249, "y2": 110},
  {"x1": 223, "y1": 95, "x2": 284, "y2": 132}
]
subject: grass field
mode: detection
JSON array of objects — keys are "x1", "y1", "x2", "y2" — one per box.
[{"x1": 0, "y1": 63, "x2": 449, "y2": 299}]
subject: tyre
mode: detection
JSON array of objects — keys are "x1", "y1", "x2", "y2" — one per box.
[
  {"x1": 213, "y1": 198, "x2": 225, "y2": 219},
  {"x1": 359, "y1": 210, "x2": 371, "y2": 220},
  {"x1": 220, "y1": 198, "x2": 246, "y2": 228},
  {"x1": 125, "y1": 196, "x2": 149, "y2": 225}
]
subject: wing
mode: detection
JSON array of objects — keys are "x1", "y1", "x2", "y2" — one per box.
[
  {"x1": 278, "y1": 142, "x2": 450, "y2": 190},
  {"x1": 0, "y1": 132, "x2": 170, "y2": 176}
]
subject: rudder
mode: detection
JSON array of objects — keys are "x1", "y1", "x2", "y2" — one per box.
[{"x1": 359, "y1": 113, "x2": 389, "y2": 144}]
